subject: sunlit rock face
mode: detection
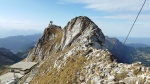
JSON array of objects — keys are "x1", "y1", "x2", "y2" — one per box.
[{"x1": 61, "y1": 16, "x2": 105, "y2": 50}]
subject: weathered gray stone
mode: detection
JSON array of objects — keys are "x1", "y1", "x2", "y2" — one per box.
[
  {"x1": 124, "y1": 77, "x2": 139, "y2": 84},
  {"x1": 80, "y1": 75, "x2": 85, "y2": 82},
  {"x1": 108, "y1": 75, "x2": 115, "y2": 82}
]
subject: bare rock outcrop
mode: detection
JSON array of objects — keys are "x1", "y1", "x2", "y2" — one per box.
[
  {"x1": 26, "y1": 25, "x2": 63, "y2": 62},
  {"x1": 61, "y1": 16, "x2": 105, "y2": 50},
  {"x1": 26, "y1": 16, "x2": 105, "y2": 62}
]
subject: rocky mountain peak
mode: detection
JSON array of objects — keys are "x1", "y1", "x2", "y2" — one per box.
[
  {"x1": 26, "y1": 24, "x2": 63, "y2": 62},
  {"x1": 61, "y1": 16, "x2": 105, "y2": 50},
  {"x1": 24, "y1": 16, "x2": 150, "y2": 84},
  {"x1": 37, "y1": 24, "x2": 62, "y2": 45},
  {"x1": 26, "y1": 16, "x2": 105, "y2": 62}
]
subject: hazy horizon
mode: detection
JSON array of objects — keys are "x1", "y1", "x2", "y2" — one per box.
[{"x1": 1, "y1": 30, "x2": 150, "y2": 39}]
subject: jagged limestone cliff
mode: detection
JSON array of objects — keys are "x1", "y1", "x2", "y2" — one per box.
[{"x1": 26, "y1": 16, "x2": 150, "y2": 84}]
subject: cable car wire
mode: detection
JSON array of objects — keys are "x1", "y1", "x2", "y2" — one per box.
[{"x1": 123, "y1": 0, "x2": 147, "y2": 44}]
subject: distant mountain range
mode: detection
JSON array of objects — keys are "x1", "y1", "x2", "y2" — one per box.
[
  {"x1": 1, "y1": 34, "x2": 150, "y2": 53},
  {"x1": 0, "y1": 32, "x2": 150, "y2": 67},
  {"x1": 0, "y1": 29, "x2": 42, "y2": 38},
  {"x1": 126, "y1": 43, "x2": 150, "y2": 48},
  {"x1": 0, "y1": 34, "x2": 42, "y2": 53},
  {"x1": 0, "y1": 34, "x2": 42, "y2": 70},
  {"x1": 105, "y1": 36, "x2": 150, "y2": 66},
  {"x1": 105, "y1": 36, "x2": 136, "y2": 63}
]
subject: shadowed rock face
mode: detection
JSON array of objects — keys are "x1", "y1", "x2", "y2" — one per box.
[
  {"x1": 26, "y1": 25, "x2": 63, "y2": 62},
  {"x1": 26, "y1": 16, "x2": 105, "y2": 62},
  {"x1": 104, "y1": 36, "x2": 136, "y2": 63}
]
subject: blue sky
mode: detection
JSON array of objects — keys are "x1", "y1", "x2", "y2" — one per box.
[{"x1": 0, "y1": 0, "x2": 150, "y2": 38}]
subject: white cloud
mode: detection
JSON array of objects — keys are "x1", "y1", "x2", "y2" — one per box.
[{"x1": 61, "y1": 0, "x2": 150, "y2": 12}]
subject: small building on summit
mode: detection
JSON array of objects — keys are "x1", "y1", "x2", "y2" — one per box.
[
  {"x1": 49, "y1": 21, "x2": 53, "y2": 26},
  {"x1": 50, "y1": 21, "x2": 53, "y2": 25},
  {"x1": 9, "y1": 62, "x2": 37, "y2": 75}
]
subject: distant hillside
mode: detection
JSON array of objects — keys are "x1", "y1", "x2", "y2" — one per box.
[
  {"x1": 133, "y1": 47, "x2": 150, "y2": 66},
  {"x1": 0, "y1": 34, "x2": 42, "y2": 53},
  {"x1": 126, "y1": 43, "x2": 150, "y2": 48},
  {"x1": 16, "y1": 46, "x2": 34, "y2": 59},
  {"x1": 105, "y1": 36, "x2": 150, "y2": 66},
  {"x1": 137, "y1": 47, "x2": 150, "y2": 53},
  {"x1": 0, "y1": 47, "x2": 21, "y2": 67},
  {"x1": 105, "y1": 36, "x2": 136, "y2": 63}
]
